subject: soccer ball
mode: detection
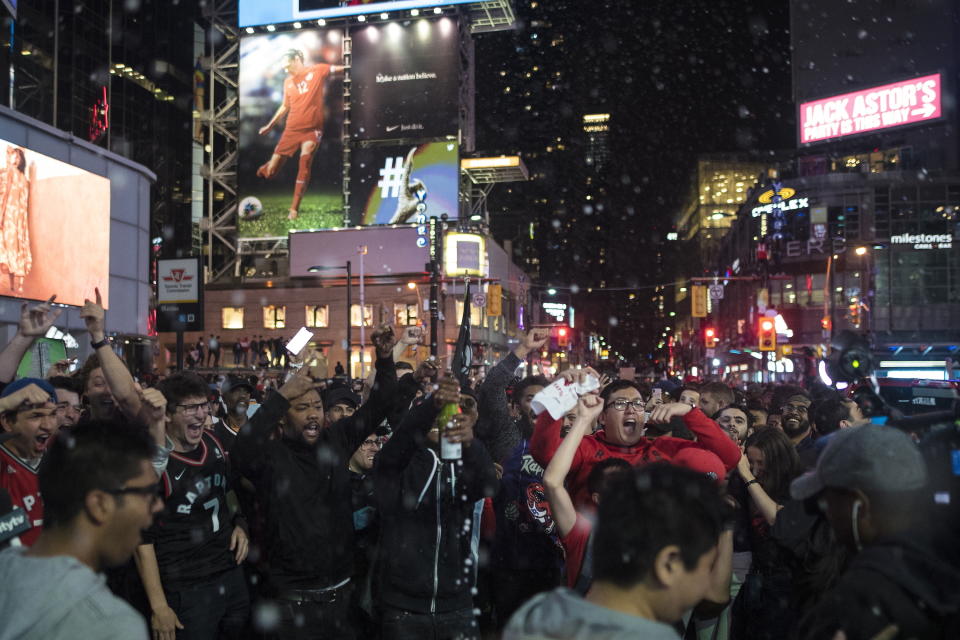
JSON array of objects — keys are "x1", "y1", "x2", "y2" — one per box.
[{"x1": 239, "y1": 196, "x2": 263, "y2": 221}]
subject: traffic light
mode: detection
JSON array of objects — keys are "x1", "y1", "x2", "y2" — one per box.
[
  {"x1": 703, "y1": 327, "x2": 718, "y2": 348},
  {"x1": 557, "y1": 326, "x2": 569, "y2": 348},
  {"x1": 758, "y1": 317, "x2": 776, "y2": 351},
  {"x1": 826, "y1": 330, "x2": 874, "y2": 383}
]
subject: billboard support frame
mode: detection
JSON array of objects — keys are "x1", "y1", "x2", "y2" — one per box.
[
  {"x1": 202, "y1": 0, "x2": 241, "y2": 283},
  {"x1": 341, "y1": 32, "x2": 353, "y2": 228}
]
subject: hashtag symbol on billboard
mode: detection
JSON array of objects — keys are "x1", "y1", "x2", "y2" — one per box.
[{"x1": 378, "y1": 156, "x2": 406, "y2": 199}]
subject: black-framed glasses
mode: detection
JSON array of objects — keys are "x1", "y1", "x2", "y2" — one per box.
[
  {"x1": 106, "y1": 482, "x2": 161, "y2": 504},
  {"x1": 176, "y1": 402, "x2": 210, "y2": 416},
  {"x1": 360, "y1": 438, "x2": 383, "y2": 449},
  {"x1": 606, "y1": 398, "x2": 644, "y2": 411},
  {"x1": 781, "y1": 404, "x2": 809, "y2": 414}
]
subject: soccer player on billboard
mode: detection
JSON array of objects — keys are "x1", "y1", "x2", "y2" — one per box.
[{"x1": 256, "y1": 49, "x2": 343, "y2": 220}]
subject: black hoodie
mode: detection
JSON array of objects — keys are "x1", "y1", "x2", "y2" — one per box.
[
  {"x1": 231, "y1": 356, "x2": 396, "y2": 590},
  {"x1": 798, "y1": 529, "x2": 960, "y2": 640},
  {"x1": 375, "y1": 398, "x2": 498, "y2": 615}
]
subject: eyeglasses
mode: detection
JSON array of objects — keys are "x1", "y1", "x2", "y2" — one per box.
[
  {"x1": 360, "y1": 438, "x2": 383, "y2": 449},
  {"x1": 606, "y1": 398, "x2": 644, "y2": 411},
  {"x1": 780, "y1": 404, "x2": 809, "y2": 414},
  {"x1": 176, "y1": 402, "x2": 210, "y2": 416},
  {"x1": 106, "y1": 481, "x2": 162, "y2": 505}
]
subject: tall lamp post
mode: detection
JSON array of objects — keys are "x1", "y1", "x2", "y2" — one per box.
[{"x1": 308, "y1": 262, "x2": 352, "y2": 382}]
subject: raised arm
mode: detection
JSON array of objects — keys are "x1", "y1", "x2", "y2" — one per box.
[
  {"x1": 648, "y1": 402, "x2": 742, "y2": 472},
  {"x1": 543, "y1": 394, "x2": 603, "y2": 537},
  {"x1": 475, "y1": 328, "x2": 549, "y2": 455},
  {"x1": 736, "y1": 454, "x2": 782, "y2": 526},
  {"x1": 328, "y1": 325, "x2": 397, "y2": 452},
  {"x1": 81, "y1": 288, "x2": 142, "y2": 419},
  {"x1": 0, "y1": 296, "x2": 62, "y2": 383}
]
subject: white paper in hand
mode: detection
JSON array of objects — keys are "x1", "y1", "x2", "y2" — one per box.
[{"x1": 530, "y1": 374, "x2": 601, "y2": 420}]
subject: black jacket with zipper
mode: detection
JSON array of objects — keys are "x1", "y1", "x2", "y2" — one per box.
[
  {"x1": 231, "y1": 356, "x2": 396, "y2": 590},
  {"x1": 375, "y1": 397, "x2": 498, "y2": 614}
]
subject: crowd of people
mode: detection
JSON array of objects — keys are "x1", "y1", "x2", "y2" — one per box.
[{"x1": 0, "y1": 295, "x2": 957, "y2": 640}]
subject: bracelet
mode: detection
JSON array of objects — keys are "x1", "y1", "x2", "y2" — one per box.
[
  {"x1": 90, "y1": 337, "x2": 110, "y2": 350},
  {"x1": 745, "y1": 478, "x2": 760, "y2": 488}
]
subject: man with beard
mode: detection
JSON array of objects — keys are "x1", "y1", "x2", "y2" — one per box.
[
  {"x1": 231, "y1": 325, "x2": 397, "y2": 639},
  {"x1": 476, "y1": 328, "x2": 551, "y2": 464},
  {"x1": 347, "y1": 431, "x2": 383, "y2": 637},
  {"x1": 215, "y1": 375, "x2": 255, "y2": 443},
  {"x1": 779, "y1": 392, "x2": 814, "y2": 452},
  {"x1": 698, "y1": 382, "x2": 735, "y2": 420}
]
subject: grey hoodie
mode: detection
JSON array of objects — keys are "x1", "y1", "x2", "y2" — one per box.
[
  {"x1": 504, "y1": 587, "x2": 681, "y2": 640},
  {"x1": 0, "y1": 547, "x2": 147, "y2": 640}
]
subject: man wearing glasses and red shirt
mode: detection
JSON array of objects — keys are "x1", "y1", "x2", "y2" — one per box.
[{"x1": 530, "y1": 370, "x2": 741, "y2": 508}]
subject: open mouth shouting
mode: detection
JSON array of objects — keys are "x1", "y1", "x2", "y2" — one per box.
[
  {"x1": 33, "y1": 432, "x2": 52, "y2": 454},
  {"x1": 622, "y1": 416, "x2": 642, "y2": 438},
  {"x1": 185, "y1": 421, "x2": 205, "y2": 443},
  {"x1": 302, "y1": 421, "x2": 321, "y2": 442}
]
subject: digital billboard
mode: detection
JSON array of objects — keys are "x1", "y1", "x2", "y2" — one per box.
[
  {"x1": 350, "y1": 141, "x2": 459, "y2": 226},
  {"x1": 0, "y1": 138, "x2": 110, "y2": 308},
  {"x1": 240, "y1": 0, "x2": 476, "y2": 27},
  {"x1": 237, "y1": 28, "x2": 345, "y2": 237},
  {"x1": 351, "y1": 18, "x2": 460, "y2": 141},
  {"x1": 799, "y1": 73, "x2": 942, "y2": 145}
]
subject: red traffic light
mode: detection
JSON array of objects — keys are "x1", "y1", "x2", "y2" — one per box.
[
  {"x1": 758, "y1": 317, "x2": 776, "y2": 352},
  {"x1": 558, "y1": 327, "x2": 567, "y2": 337},
  {"x1": 703, "y1": 327, "x2": 718, "y2": 348},
  {"x1": 705, "y1": 328, "x2": 716, "y2": 338},
  {"x1": 760, "y1": 319, "x2": 774, "y2": 332}
]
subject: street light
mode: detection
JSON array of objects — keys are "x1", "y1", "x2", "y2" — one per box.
[
  {"x1": 308, "y1": 261, "x2": 352, "y2": 381},
  {"x1": 855, "y1": 246, "x2": 868, "y2": 256}
]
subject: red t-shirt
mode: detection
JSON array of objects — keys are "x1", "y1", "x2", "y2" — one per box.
[
  {"x1": 283, "y1": 63, "x2": 332, "y2": 131},
  {"x1": 530, "y1": 407, "x2": 741, "y2": 508},
  {"x1": 561, "y1": 513, "x2": 593, "y2": 588},
  {"x1": 0, "y1": 444, "x2": 42, "y2": 545}
]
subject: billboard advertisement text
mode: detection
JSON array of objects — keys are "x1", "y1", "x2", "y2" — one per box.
[
  {"x1": 351, "y1": 18, "x2": 460, "y2": 141},
  {"x1": 350, "y1": 141, "x2": 459, "y2": 226},
  {"x1": 238, "y1": 28, "x2": 345, "y2": 237},
  {"x1": 799, "y1": 73, "x2": 942, "y2": 145},
  {"x1": 0, "y1": 138, "x2": 110, "y2": 307}
]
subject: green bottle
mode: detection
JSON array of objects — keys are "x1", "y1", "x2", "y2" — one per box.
[{"x1": 436, "y1": 402, "x2": 462, "y2": 460}]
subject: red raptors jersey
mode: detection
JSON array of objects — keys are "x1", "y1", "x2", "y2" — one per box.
[
  {"x1": 283, "y1": 63, "x2": 332, "y2": 131},
  {"x1": 0, "y1": 444, "x2": 42, "y2": 546}
]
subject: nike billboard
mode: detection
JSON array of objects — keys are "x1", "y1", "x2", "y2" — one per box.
[
  {"x1": 351, "y1": 18, "x2": 460, "y2": 141},
  {"x1": 349, "y1": 141, "x2": 459, "y2": 226}
]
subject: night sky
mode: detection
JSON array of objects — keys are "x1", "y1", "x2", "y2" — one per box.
[{"x1": 474, "y1": 0, "x2": 795, "y2": 363}]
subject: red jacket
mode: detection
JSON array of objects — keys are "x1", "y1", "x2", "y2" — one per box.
[{"x1": 530, "y1": 407, "x2": 741, "y2": 507}]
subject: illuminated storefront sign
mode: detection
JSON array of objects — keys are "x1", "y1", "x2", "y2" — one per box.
[
  {"x1": 890, "y1": 233, "x2": 953, "y2": 250},
  {"x1": 799, "y1": 73, "x2": 942, "y2": 144},
  {"x1": 752, "y1": 194, "x2": 808, "y2": 217},
  {"x1": 542, "y1": 302, "x2": 567, "y2": 322}
]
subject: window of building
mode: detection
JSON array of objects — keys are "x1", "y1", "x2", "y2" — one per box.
[
  {"x1": 351, "y1": 304, "x2": 373, "y2": 327},
  {"x1": 393, "y1": 303, "x2": 418, "y2": 326},
  {"x1": 350, "y1": 346, "x2": 374, "y2": 379},
  {"x1": 305, "y1": 305, "x2": 329, "y2": 328},
  {"x1": 263, "y1": 305, "x2": 286, "y2": 329},
  {"x1": 222, "y1": 307, "x2": 244, "y2": 329}
]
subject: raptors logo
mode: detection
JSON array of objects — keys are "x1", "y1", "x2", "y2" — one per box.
[{"x1": 525, "y1": 482, "x2": 556, "y2": 536}]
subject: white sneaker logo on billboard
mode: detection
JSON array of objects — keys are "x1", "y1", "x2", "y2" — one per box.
[{"x1": 378, "y1": 156, "x2": 406, "y2": 198}]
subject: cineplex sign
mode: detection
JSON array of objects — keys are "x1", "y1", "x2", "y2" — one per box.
[{"x1": 800, "y1": 73, "x2": 941, "y2": 144}]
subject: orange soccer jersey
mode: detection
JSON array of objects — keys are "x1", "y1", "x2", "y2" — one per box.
[{"x1": 283, "y1": 63, "x2": 332, "y2": 132}]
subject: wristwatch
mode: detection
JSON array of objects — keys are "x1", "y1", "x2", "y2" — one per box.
[
  {"x1": 90, "y1": 337, "x2": 110, "y2": 350},
  {"x1": 745, "y1": 478, "x2": 760, "y2": 488}
]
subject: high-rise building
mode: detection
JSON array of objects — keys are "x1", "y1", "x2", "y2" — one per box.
[{"x1": 0, "y1": 0, "x2": 201, "y2": 250}]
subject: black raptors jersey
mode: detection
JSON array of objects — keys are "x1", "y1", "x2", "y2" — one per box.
[{"x1": 145, "y1": 431, "x2": 236, "y2": 589}]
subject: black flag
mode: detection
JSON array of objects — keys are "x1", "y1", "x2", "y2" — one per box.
[{"x1": 451, "y1": 280, "x2": 472, "y2": 390}]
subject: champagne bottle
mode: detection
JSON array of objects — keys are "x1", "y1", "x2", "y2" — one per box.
[{"x1": 436, "y1": 402, "x2": 462, "y2": 460}]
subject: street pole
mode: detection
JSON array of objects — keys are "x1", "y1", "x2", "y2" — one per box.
[
  {"x1": 346, "y1": 260, "x2": 352, "y2": 383},
  {"x1": 358, "y1": 245, "x2": 367, "y2": 378},
  {"x1": 429, "y1": 217, "x2": 441, "y2": 359}
]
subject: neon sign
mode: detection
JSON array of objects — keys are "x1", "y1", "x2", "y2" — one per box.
[
  {"x1": 799, "y1": 73, "x2": 941, "y2": 144},
  {"x1": 88, "y1": 86, "x2": 109, "y2": 142}
]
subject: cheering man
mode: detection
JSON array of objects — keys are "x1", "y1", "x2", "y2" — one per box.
[{"x1": 256, "y1": 49, "x2": 343, "y2": 221}]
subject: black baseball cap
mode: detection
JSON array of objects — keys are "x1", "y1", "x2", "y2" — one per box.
[
  {"x1": 323, "y1": 387, "x2": 361, "y2": 411},
  {"x1": 220, "y1": 374, "x2": 255, "y2": 395}
]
